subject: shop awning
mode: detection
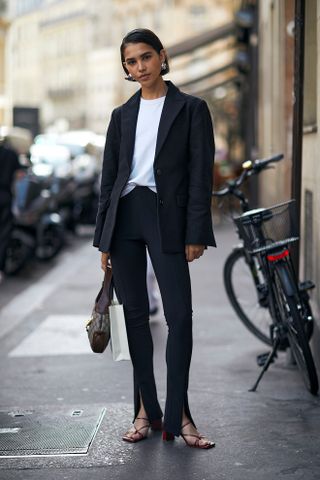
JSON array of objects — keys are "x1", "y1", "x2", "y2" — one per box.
[
  {"x1": 167, "y1": 22, "x2": 238, "y2": 96},
  {"x1": 167, "y1": 22, "x2": 236, "y2": 58}
]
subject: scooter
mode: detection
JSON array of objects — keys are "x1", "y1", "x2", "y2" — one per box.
[
  {"x1": 4, "y1": 164, "x2": 65, "y2": 275},
  {"x1": 32, "y1": 132, "x2": 102, "y2": 230}
]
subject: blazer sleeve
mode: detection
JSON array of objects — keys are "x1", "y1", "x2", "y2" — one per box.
[
  {"x1": 93, "y1": 109, "x2": 120, "y2": 249},
  {"x1": 185, "y1": 99, "x2": 216, "y2": 247}
]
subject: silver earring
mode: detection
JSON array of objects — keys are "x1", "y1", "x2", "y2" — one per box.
[
  {"x1": 161, "y1": 62, "x2": 167, "y2": 71},
  {"x1": 125, "y1": 73, "x2": 136, "y2": 82}
]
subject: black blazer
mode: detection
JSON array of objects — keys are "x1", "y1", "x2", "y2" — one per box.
[{"x1": 93, "y1": 80, "x2": 216, "y2": 253}]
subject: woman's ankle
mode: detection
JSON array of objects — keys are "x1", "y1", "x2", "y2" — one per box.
[
  {"x1": 182, "y1": 413, "x2": 190, "y2": 424},
  {"x1": 136, "y1": 411, "x2": 148, "y2": 421}
]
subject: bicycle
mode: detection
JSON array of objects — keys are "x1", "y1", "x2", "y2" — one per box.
[{"x1": 213, "y1": 154, "x2": 318, "y2": 394}]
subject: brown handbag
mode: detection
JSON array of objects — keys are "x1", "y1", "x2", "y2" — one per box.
[{"x1": 86, "y1": 265, "x2": 113, "y2": 353}]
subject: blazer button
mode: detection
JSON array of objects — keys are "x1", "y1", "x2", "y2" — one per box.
[
  {"x1": 156, "y1": 168, "x2": 162, "y2": 175},
  {"x1": 159, "y1": 199, "x2": 164, "y2": 206}
]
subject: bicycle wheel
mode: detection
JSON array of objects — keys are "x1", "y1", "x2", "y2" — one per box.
[
  {"x1": 298, "y1": 287, "x2": 314, "y2": 341},
  {"x1": 224, "y1": 248, "x2": 272, "y2": 345},
  {"x1": 274, "y1": 270, "x2": 319, "y2": 395}
]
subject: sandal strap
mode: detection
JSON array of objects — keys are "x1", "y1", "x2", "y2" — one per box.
[
  {"x1": 136, "y1": 424, "x2": 150, "y2": 433},
  {"x1": 124, "y1": 427, "x2": 138, "y2": 436},
  {"x1": 135, "y1": 416, "x2": 150, "y2": 423},
  {"x1": 181, "y1": 433, "x2": 212, "y2": 447},
  {"x1": 181, "y1": 433, "x2": 201, "y2": 447},
  {"x1": 124, "y1": 429, "x2": 144, "y2": 440},
  {"x1": 181, "y1": 422, "x2": 211, "y2": 439},
  {"x1": 181, "y1": 421, "x2": 192, "y2": 430},
  {"x1": 134, "y1": 417, "x2": 150, "y2": 432},
  {"x1": 124, "y1": 425, "x2": 146, "y2": 439},
  {"x1": 181, "y1": 433, "x2": 201, "y2": 439}
]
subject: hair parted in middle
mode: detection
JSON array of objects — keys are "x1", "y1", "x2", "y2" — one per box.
[{"x1": 120, "y1": 28, "x2": 170, "y2": 80}]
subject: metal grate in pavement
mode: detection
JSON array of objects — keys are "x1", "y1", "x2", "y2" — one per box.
[{"x1": 0, "y1": 406, "x2": 105, "y2": 457}]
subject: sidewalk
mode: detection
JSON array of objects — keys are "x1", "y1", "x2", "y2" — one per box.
[{"x1": 0, "y1": 224, "x2": 320, "y2": 480}]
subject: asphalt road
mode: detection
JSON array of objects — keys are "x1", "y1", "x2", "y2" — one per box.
[{"x1": 0, "y1": 224, "x2": 320, "y2": 480}]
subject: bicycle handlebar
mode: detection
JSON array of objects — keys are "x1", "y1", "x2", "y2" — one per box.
[
  {"x1": 213, "y1": 153, "x2": 284, "y2": 198},
  {"x1": 253, "y1": 153, "x2": 284, "y2": 169}
]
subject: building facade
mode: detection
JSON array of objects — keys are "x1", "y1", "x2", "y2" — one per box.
[
  {"x1": 300, "y1": 0, "x2": 320, "y2": 363},
  {"x1": 5, "y1": 0, "x2": 239, "y2": 134}
]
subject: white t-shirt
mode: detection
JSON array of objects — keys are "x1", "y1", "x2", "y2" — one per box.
[{"x1": 121, "y1": 94, "x2": 166, "y2": 197}]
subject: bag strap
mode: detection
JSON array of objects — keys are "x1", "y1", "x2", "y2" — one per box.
[{"x1": 95, "y1": 266, "x2": 113, "y2": 314}]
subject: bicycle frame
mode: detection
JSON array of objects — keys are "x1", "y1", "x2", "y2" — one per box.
[
  {"x1": 239, "y1": 247, "x2": 269, "y2": 307},
  {"x1": 258, "y1": 246, "x2": 302, "y2": 340}
]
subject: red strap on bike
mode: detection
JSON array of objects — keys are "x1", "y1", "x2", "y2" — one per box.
[{"x1": 267, "y1": 249, "x2": 289, "y2": 262}]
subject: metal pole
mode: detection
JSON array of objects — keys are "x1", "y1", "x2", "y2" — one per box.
[{"x1": 291, "y1": 0, "x2": 305, "y2": 279}]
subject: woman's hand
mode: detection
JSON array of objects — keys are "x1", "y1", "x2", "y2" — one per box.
[
  {"x1": 185, "y1": 245, "x2": 205, "y2": 262},
  {"x1": 101, "y1": 252, "x2": 111, "y2": 271}
]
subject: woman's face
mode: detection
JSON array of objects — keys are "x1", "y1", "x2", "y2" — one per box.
[{"x1": 122, "y1": 42, "x2": 165, "y2": 85}]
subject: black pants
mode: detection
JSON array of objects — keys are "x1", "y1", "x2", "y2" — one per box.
[
  {"x1": 0, "y1": 202, "x2": 13, "y2": 271},
  {"x1": 110, "y1": 186, "x2": 196, "y2": 436}
]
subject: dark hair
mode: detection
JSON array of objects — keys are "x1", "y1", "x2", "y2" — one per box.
[{"x1": 120, "y1": 28, "x2": 170, "y2": 77}]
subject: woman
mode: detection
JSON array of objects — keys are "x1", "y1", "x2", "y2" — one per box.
[{"x1": 93, "y1": 28, "x2": 216, "y2": 449}]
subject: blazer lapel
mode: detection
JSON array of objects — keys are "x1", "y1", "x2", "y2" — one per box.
[
  {"x1": 121, "y1": 80, "x2": 186, "y2": 167},
  {"x1": 154, "y1": 81, "x2": 186, "y2": 161},
  {"x1": 121, "y1": 89, "x2": 141, "y2": 167}
]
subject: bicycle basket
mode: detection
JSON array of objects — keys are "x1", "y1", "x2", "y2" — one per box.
[{"x1": 234, "y1": 200, "x2": 299, "y2": 254}]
